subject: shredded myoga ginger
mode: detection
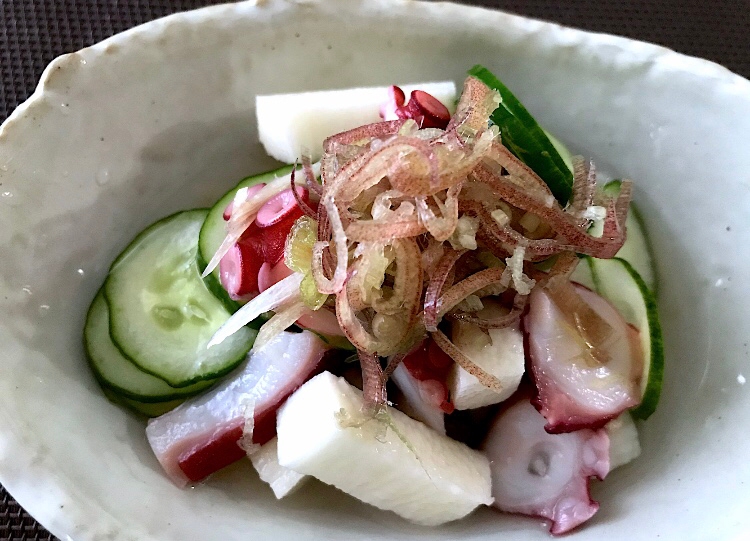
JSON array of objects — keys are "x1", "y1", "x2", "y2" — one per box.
[{"x1": 215, "y1": 77, "x2": 632, "y2": 408}]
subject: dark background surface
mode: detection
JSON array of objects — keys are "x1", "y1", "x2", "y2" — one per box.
[{"x1": 1, "y1": 0, "x2": 748, "y2": 539}]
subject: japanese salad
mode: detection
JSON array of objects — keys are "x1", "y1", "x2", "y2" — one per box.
[{"x1": 83, "y1": 65, "x2": 664, "y2": 535}]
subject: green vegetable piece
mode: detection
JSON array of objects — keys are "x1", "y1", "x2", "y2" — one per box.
[
  {"x1": 572, "y1": 255, "x2": 664, "y2": 420},
  {"x1": 468, "y1": 64, "x2": 573, "y2": 204},
  {"x1": 102, "y1": 387, "x2": 185, "y2": 418},
  {"x1": 198, "y1": 164, "x2": 296, "y2": 313},
  {"x1": 602, "y1": 180, "x2": 659, "y2": 293},
  {"x1": 85, "y1": 290, "x2": 217, "y2": 403},
  {"x1": 285, "y1": 215, "x2": 329, "y2": 310},
  {"x1": 591, "y1": 257, "x2": 664, "y2": 420},
  {"x1": 105, "y1": 210, "x2": 257, "y2": 387}
]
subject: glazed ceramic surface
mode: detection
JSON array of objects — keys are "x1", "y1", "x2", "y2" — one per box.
[{"x1": 1, "y1": 1, "x2": 749, "y2": 539}]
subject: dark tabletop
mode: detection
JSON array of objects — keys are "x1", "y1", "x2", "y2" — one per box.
[{"x1": 1, "y1": 1, "x2": 749, "y2": 539}]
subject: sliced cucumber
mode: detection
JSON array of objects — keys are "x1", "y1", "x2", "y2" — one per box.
[
  {"x1": 569, "y1": 255, "x2": 597, "y2": 291},
  {"x1": 620, "y1": 206, "x2": 656, "y2": 293},
  {"x1": 101, "y1": 387, "x2": 184, "y2": 418},
  {"x1": 603, "y1": 180, "x2": 658, "y2": 293},
  {"x1": 543, "y1": 129, "x2": 574, "y2": 174},
  {"x1": 468, "y1": 64, "x2": 573, "y2": 205},
  {"x1": 105, "y1": 210, "x2": 257, "y2": 387},
  {"x1": 198, "y1": 165, "x2": 295, "y2": 312},
  {"x1": 587, "y1": 257, "x2": 664, "y2": 420},
  {"x1": 85, "y1": 290, "x2": 216, "y2": 402},
  {"x1": 574, "y1": 180, "x2": 658, "y2": 294}
]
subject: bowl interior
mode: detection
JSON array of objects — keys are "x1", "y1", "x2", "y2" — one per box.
[{"x1": 1, "y1": 1, "x2": 749, "y2": 540}]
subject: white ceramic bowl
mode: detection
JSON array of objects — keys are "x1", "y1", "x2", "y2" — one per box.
[{"x1": 1, "y1": 1, "x2": 749, "y2": 539}]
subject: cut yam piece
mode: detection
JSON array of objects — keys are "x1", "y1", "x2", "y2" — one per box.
[{"x1": 276, "y1": 372, "x2": 492, "y2": 526}]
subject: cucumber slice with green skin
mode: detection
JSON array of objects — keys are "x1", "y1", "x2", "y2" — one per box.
[
  {"x1": 620, "y1": 206, "x2": 657, "y2": 293},
  {"x1": 198, "y1": 164, "x2": 295, "y2": 312},
  {"x1": 569, "y1": 255, "x2": 598, "y2": 291},
  {"x1": 198, "y1": 256, "x2": 239, "y2": 314},
  {"x1": 543, "y1": 129, "x2": 574, "y2": 174},
  {"x1": 105, "y1": 210, "x2": 257, "y2": 387},
  {"x1": 468, "y1": 64, "x2": 573, "y2": 205},
  {"x1": 101, "y1": 387, "x2": 184, "y2": 418},
  {"x1": 522, "y1": 131, "x2": 658, "y2": 293},
  {"x1": 85, "y1": 290, "x2": 216, "y2": 402},
  {"x1": 586, "y1": 257, "x2": 664, "y2": 420},
  {"x1": 603, "y1": 180, "x2": 658, "y2": 293}
]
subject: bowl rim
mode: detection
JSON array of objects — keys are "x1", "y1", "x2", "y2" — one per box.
[{"x1": 1, "y1": 0, "x2": 750, "y2": 539}]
